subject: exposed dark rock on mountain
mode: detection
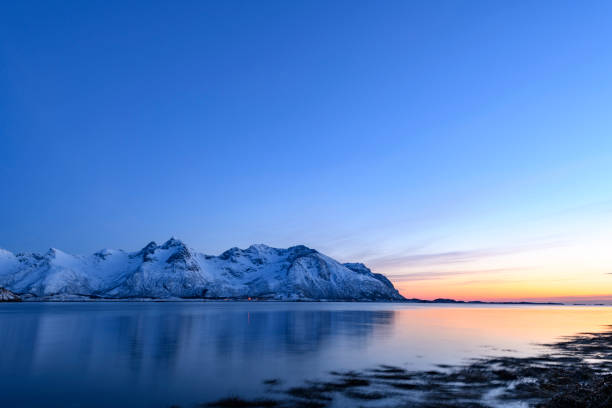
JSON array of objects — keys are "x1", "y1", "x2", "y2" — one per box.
[
  {"x1": 0, "y1": 287, "x2": 20, "y2": 302},
  {"x1": 0, "y1": 239, "x2": 404, "y2": 301}
]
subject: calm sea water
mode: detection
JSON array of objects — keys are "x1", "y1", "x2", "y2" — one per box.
[{"x1": 1, "y1": 302, "x2": 611, "y2": 407}]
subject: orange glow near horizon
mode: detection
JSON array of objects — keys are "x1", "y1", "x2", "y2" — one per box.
[
  {"x1": 394, "y1": 282, "x2": 612, "y2": 303},
  {"x1": 371, "y1": 230, "x2": 612, "y2": 303},
  {"x1": 390, "y1": 270, "x2": 612, "y2": 303}
]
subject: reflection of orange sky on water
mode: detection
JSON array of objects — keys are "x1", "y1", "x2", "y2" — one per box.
[
  {"x1": 361, "y1": 305, "x2": 612, "y2": 370},
  {"x1": 394, "y1": 306, "x2": 612, "y2": 339}
]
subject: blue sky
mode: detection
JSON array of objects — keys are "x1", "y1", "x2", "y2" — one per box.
[{"x1": 1, "y1": 1, "x2": 612, "y2": 300}]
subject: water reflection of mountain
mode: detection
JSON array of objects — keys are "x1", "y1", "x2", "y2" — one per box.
[
  {"x1": 0, "y1": 305, "x2": 396, "y2": 381},
  {"x1": 212, "y1": 309, "x2": 396, "y2": 355}
]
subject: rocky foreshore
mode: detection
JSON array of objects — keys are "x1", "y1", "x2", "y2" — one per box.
[{"x1": 200, "y1": 326, "x2": 612, "y2": 408}]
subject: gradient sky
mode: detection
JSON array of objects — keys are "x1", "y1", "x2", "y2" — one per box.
[{"x1": 1, "y1": 1, "x2": 612, "y2": 302}]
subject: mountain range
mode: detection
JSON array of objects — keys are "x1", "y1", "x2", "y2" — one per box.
[{"x1": 0, "y1": 238, "x2": 404, "y2": 301}]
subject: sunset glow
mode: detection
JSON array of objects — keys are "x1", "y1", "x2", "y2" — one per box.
[
  {"x1": 2, "y1": 1, "x2": 612, "y2": 304},
  {"x1": 3, "y1": 2, "x2": 612, "y2": 407}
]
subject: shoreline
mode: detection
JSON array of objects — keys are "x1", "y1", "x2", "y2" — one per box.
[
  {"x1": 200, "y1": 326, "x2": 612, "y2": 408},
  {"x1": 1, "y1": 299, "x2": 589, "y2": 306},
  {"x1": 1, "y1": 296, "x2": 570, "y2": 305},
  {"x1": 4, "y1": 299, "x2": 609, "y2": 306}
]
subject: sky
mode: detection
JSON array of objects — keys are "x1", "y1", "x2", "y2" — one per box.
[{"x1": 1, "y1": 0, "x2": 612, "y2": 302}]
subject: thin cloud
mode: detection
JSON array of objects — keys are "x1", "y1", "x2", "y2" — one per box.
[
  {"x1": 367, "y1": 240, "x2": 566, "y2": 270},
  {"x1": 388, "y1": 267, "x2": 528, "y2": 282},
  {"x1": 371, "y1": 249, "x2": 496, "y2": 268}
]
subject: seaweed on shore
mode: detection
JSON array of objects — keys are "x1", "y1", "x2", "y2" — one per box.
[{"x1": 538, "y1": 374, "x2": 612, "y2": 408}]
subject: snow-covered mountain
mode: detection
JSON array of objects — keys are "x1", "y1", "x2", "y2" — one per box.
[
  {"x1": 0, "y1": 239, "x2": 404, "y2": 301},
  {"x1": 0, "y1": 287, "x2": 20, "y2": 301}
]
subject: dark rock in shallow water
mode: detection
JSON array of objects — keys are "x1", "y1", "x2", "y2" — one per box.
[
  {"x1": 202, "y1": 327, "x2": 612, "y2": 408},
  {"x1": 538, "y1": 374, "x2": 612, "y2": 408},
  {"x1": 0, "y1": 287, "x2": 21, "y2": 302}
]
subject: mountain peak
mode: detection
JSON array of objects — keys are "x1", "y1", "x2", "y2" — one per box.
[
  {"x1": 161, "y1": 237, "x2": 186, "y2": 249},
  {"x1": 46, "y1": 248, "x2": 68, "y2": 259},
  {"x1": 286, "y1": 245, "x2": 318, "y2": 261},
  {"x1": 246, "y1": 244, "x2": 273, "y2": 252},
  {"x1": 136, "y1": 241, "x2": 158, "y2": 262},
  {"x1": 219, "y1": 247, "x2": 242, "y2": 261},
  {"x1": 343, "y1": 263, "x2": 372, "y2": 275},
  {"x1": 138, "y1": 241, "x2": 158, "y2": 253}
]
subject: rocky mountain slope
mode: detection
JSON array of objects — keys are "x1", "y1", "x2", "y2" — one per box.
[
  {"x1": 0, "y1": 287, "x2": 21, "y2": 302},
  {"x1": 0, "y1": 239, "x2": 404, "y2": 301}
]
